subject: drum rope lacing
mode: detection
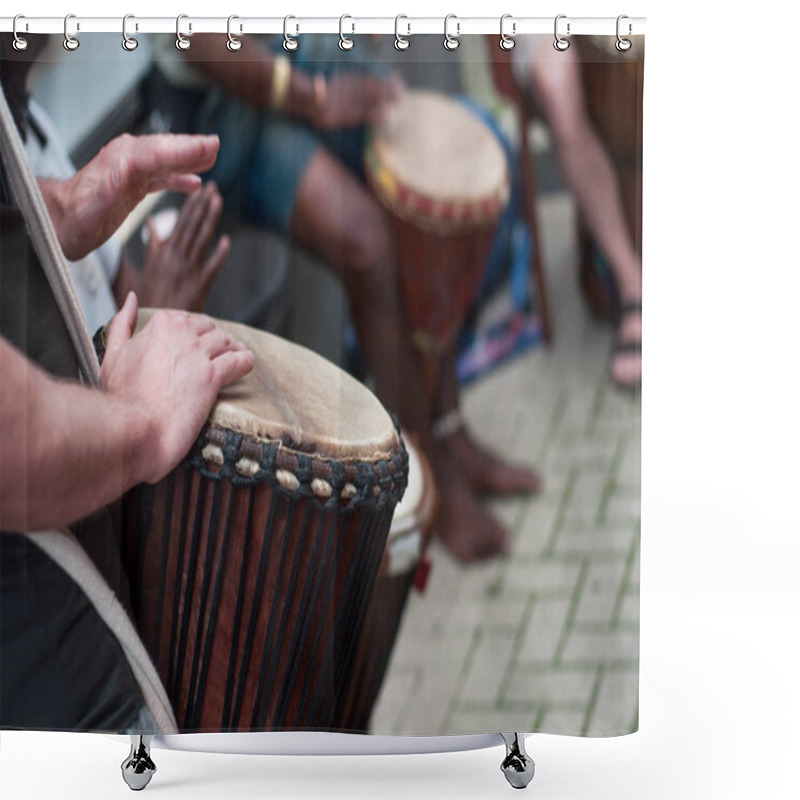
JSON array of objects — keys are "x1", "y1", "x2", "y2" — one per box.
[{"x1": 186, "y1": 425, "x2": 409, "y2": 512}]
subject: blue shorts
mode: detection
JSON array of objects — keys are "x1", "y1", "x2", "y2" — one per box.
[{"x1": 193, "y1": 35, "x2": 385, "y2": 234}]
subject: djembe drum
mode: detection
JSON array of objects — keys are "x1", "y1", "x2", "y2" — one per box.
[
  {"x1": 365, "y1": 89, "x2": 510, "y2": 399},
  {"x1": 107, "y1": 312, "x2": 408, "y2": 733},
  {"x1": 338, "y1": 435, "x2": 437, "y2": 731}
]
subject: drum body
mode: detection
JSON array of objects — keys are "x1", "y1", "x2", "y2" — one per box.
[
  {"x1": 117, "y1": 315, "x2": 408, "y2": 733},
  {"x1": 338, "y1": 436, "x2": 437, "y2": 731},
  {"x1": 365, "y1": 90, "x2": 510, "y2": 357}
]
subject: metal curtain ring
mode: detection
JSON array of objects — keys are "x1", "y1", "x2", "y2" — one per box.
[
  {"x1": 499, "y1": 14, "x2": 515, "y2": 51},
  {"x1": 12, "y1": 15, "x2": 28, "y2": 51},
  {"x1": 553, "y1": 14, "x2": 570, "y2": 51},
  {"x1": 616, "y1": 14, "x2": 632, "y2": 51},
  {"x1": 176, "y1": 13, "x2": 191, "y2": 51},
  {"x1": 443, "y1": 14, "x2": 460, "y2": 51},
  {"x1": 122, "y1": 14, "x2": 138, "y2": 51},
  {"x1": 339, "y1": 14, "x2": 354, "y2": 51},
  {"x1": 227, "y1": 15, "x2": 242, "y2": 51},
  {"x1": 394, "y1": 15, "x2": 410, "y2": 51},
  {"x1": 63, "y1": 14, "x2": 80, "y2": 51},
  {"x1": 283, "y1": 15, "x2": 298, "y2": 51}
]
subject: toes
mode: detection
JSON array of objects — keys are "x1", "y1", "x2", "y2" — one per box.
[
  {"x1": 436, "y1": 491, "x2": 510, "y2": 564},
  {"x1": 611, "y1": 350, "x2": 642, "y2": 389}
]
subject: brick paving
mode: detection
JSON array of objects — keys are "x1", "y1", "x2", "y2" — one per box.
[{"x1": 371, "y1": 192, "x2": 641, "y2": 738}]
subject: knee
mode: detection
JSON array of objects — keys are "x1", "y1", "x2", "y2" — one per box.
[{"x1": 339, "y1": 208, "x2": 393, "y2": 280}]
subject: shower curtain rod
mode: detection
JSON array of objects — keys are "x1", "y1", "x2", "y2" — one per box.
[{"x1": 0, "y1": 15, "x2": 646, "y2": 37}]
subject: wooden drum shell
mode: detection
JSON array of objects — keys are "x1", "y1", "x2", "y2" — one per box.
[
  {"x1": 338, "y1": 436, "x2": 437, "y2": 731},
  {"x1": 114, "y1": 314, "x2": 408, "y2": 734}
]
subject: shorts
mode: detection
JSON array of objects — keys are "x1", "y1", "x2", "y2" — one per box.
[{"x1": 183, "y1": 35, "x2": 386, "y2": 234}]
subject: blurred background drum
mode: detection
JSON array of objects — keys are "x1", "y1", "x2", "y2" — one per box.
[
  {"x1": 365, "y1": 89, "x2": 510, "y2": 399},
  {"x1": 338, "y1": 434, "x2": 437, "y2": 731},
  {"x1": 106, "y1": 312, "x2": 408, "y2": 732}
]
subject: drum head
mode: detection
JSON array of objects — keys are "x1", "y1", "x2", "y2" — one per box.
[
  {"x1": 366, "y1": 89, "x2": 510, "y2": 231},
  {"x1": 134, "y1": 310, "x2": 400, "y2": 461}
]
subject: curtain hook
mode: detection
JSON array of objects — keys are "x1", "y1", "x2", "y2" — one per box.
[
  {"x1": 553, "y1": 14, "x2": 570, "y2": 52},
  {"x1": 63, "y1": 14, "x2": 80, "y2": 51},
  {"x1": 443, "y1": 14, "x2": 460, "y2": 51},
  {"x1": 616, "y1": 14, "x2": 632, "y2": 52},
  {"x1": 394, "y1": 14, "x2": 410, "y2": 51},
  {"x1": 339, "y1": 14, "x2": 354, "y2": 51},
  {"x1": 12, "y1": 15, "x2": 29, "y2": 51},
  {"x1": 176, "y1": 13, "x2": 191, "y2": 51},
  {"x1": 283, "y1": 15, "x2": 298, "y2": 51},
  {"x1": 122, "y1": 14, "x2": 138, "y2": 51},
  {"x1": 499, "y1": 14, "x2": 515, "y2": 51},
  {"x1": 226, "y1": 15, "x2": 242, "y2": 51}
]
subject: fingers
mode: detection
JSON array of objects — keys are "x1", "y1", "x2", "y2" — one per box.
[
  {"x1": 133, "y1": 133, "x2": 220, "y2": 185},
  {"x1": 104, "y1": 292, "x2": 139, "y2": 357},
  {"x1": 187, "y1": 183, "x2": 224, "y2": 264},
  {"x1": 144, "y1": 217, "x2": 165, "y2": 258},
  {"x1": 200, "y1": 234, "x2": 230, "y2": 292},
  {"x1": 199, "y1": 328, "x2": 239, "y2": 360},
  {"x1": 365, "y1": 75, "x2": 402, "y2": 124},
  {"x1": 187, "y1": 313, "x2": 216, "y2": 336},
  {"x1": 170, "y1": 185, "x2": 206, "y2": 254},
  {"x1": 152, "y1": 173, "x2": 203, "y2": 195},
  {"x1": 211, "y1": 348, "x2": 255, "y2": 390},
  {"x1": 386, "y1": 72, "x2": 406, "y2": 101}
]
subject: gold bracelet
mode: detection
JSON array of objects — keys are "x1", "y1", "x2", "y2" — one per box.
[
  {"x1": 312, "y1": 73, "x2": 327, "y2": 127},
  {"x1": 270, "y1": 55, "x2": 292, "y2": 112}
]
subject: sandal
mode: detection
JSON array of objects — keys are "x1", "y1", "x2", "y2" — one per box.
[{"x1": 610, "y1": 302, "x2": 642, "y2": 392}]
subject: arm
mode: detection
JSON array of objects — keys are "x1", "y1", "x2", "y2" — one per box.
[
  {"x1": 182, "y1": 33, "x2": 315, "y2": 116},
  {"x1": 182, "y1": 34, "x2": 402, "y2": 129},
  {"x1": 38, "y1": 132, "x2": 221, "y2": 261},
  {"x1": 0, "y1": 293, "x2": 254, "y2": 531}
]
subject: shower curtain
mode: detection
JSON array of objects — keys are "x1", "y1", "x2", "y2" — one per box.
[{"x1": 0, "y1": 23, "x2": 642, "y2": 745}]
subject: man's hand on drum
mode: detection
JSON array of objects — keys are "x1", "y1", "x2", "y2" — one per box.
[
  {"x1": 114, "y1": 181, "x2": 230, "y2": 313},
  {"x1": 100, "y1": 293, "x2": 254, "y2": 487},
  {"x1": 315, "y1": 73, "x2": 404, "y2": 130},
  {"x1": 39, "y1": 132, "x2": 220, "y2": 261}
]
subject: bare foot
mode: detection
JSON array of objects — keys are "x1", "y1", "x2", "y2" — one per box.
[
  {"x1": 438, "y1": 426, "x2": 542, "y2": 497},
  {"x1": 434, "y1": 466, "x2": 510, "y2": 563},
  {"x1": 611, "y1": 304, "x2": 642, "y2": 390}
]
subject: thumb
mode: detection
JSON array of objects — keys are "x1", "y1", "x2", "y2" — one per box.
[{"x1": 105, "y1": 291, "x2": 139, "y2": 357}]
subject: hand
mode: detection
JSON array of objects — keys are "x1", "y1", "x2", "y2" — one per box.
[
  {"x1": 134, "y1": 182, "x2": 230, "y2": 312},
  {"x1": 40, "y1": 133, "x2": 220, "y2": 261},
  {"x1": 314, "y1": 72, "x2": 404, "y2": 130},
  {"x1": 100, "y1": 292, "x2": 254, "y2": 486}
]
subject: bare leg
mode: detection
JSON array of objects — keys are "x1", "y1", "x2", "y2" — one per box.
[
  {"x1": 290, "y1": 148, "x2": 510, "y2": 563},
  {"x1": 524, "y1": 44, "x2": 642, "y2": 388},
  {"x1": 436, "y1": 349, "x2": 541, "y2": 497}
]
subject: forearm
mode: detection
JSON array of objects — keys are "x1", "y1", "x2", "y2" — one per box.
[
  {"x1": 0, "y1": 339, "x2": 153, "y2": 531},
  {"x1": 183, "y1": 34, "x2": 316, "y2": 120},
  {"x1": 37, "y1": 176, "x2": 82, "y2": 260}
]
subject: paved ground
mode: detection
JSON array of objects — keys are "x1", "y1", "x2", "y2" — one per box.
[{"x1": 371, "y1": 192, "x2": 641, "y2": 738}]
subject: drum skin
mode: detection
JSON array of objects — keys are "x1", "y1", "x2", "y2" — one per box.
[{"x1": 116, "y1": 313, "x2": 408, "y2": 733}]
